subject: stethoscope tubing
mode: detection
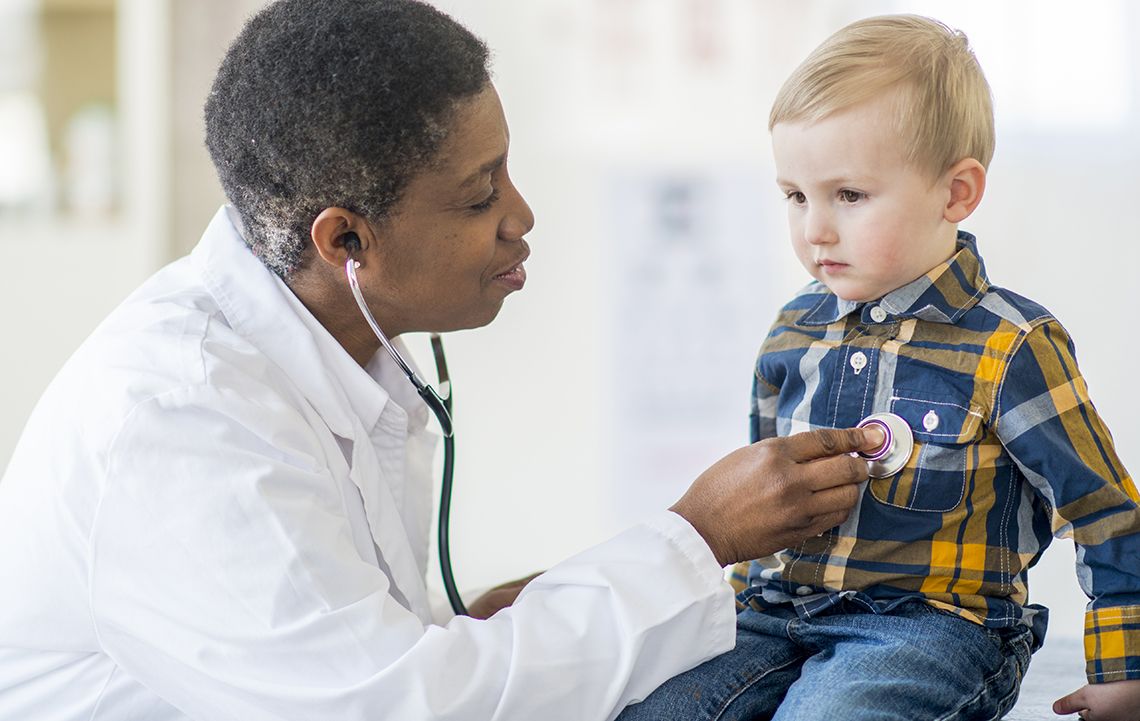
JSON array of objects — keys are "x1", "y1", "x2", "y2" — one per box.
[
  {"x1": 437, "y1": 433, "x2": 465, "y2": 616},
  {"x1": 345, "y1": 257, "x2": 467, "y2": 616}
]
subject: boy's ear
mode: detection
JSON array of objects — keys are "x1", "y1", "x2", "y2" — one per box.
[{"x1": 943, "y1": 158, "x2": 986, "y2": 223}]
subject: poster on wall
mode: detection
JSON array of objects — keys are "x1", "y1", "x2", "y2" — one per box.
[{"x1": 603, "y1": 167, "x2": 797, "y2": 525}]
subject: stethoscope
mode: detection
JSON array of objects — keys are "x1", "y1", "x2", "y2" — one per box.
[
  {"x1": 343, "y1": 227, "x2": 914, "y2": 614},
  {"x1": 855, "y1": 412, "x2": 915, "y2": 478},
  {"x1": 344, "y1": 251, "x2": 468, "y2": 617}
]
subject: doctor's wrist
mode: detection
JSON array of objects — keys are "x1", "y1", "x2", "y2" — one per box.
[{"x1": 670, "y1": 499, "x2": 734, "y2": 567}]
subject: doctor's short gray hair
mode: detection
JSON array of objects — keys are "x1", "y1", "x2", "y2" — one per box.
[{"x1": 204, "y1": 0, "x2": 490, "y2": 279}]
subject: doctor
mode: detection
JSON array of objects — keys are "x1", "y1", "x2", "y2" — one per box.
[{"x1": 0, "y1": 1, "x2": 881, "y2": 719}]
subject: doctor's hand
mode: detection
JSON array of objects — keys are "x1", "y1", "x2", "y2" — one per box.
[
  {"x1": 467, "y1": 572, "x2": 543, "y2": 620},
  {"x1": 670, "y1": 427, "x2": 882, "y2": 567}
]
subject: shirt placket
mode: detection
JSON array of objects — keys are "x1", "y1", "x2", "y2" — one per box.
[
  {"x1": 829, "y1": 315, "x2": 885, "y2": 428},
  {"x1": 790, "y1": 306, "x2": 900, "y2": 611}
]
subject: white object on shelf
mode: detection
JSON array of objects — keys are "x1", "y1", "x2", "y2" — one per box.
[{"x1": 0, "y1": 92, "x2": 54, "y2": 214}]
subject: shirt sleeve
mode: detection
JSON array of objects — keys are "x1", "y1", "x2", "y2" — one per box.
[
  {"x1": 733, "y1": 368, "x2": 783, "y2": 594},
  {"x1": 994, "y1": 319, "x2": 1140, "y2": 683},
  {"x1": 749, "y1": 363, "x2": 780, "y2": 446},
  {"x1": 91, "y1": 385, "x2": 735, "y2": 720}
]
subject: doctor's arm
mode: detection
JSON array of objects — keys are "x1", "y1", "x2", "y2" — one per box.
[
  {"x1": 479, "y1": 424, "x2": 877, "y2": 617},
  {"x1": 92, "y1": 384, "x2": 872, "y2": 721}
]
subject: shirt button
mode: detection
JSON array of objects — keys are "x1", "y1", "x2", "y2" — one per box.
[
  {"x1": 923, "y1": 410, "x2": 940, "y2": 431},
  {"x1": 796, "y1": 586, "x2": 814, "y2": 596},
  {"x1": 869, "y1": 305, "x2": 888, "y2": 322},
  {"x1": 850, "y1": 351, "x2": 868, "y2": 374}
]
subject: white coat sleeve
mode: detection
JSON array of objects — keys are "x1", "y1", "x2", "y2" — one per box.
[{"x1": 90, "y1": 385, "x2": 735, "y2": 721}]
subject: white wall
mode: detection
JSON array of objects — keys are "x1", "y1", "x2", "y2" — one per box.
[
  {"x1": 1, "y1": 0, "x2": 1135, "y2": 644},
  {"x1": 0, "y1": 0, "x2": 168, "y2": 472}
]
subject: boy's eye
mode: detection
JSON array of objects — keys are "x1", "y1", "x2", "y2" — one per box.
[
  {"x1": 784, "y1": 190, "x2": 806, "y2": 204},
  {"x1": 839, "y1": 189, "x2": 865, "y2": 203},
  {"x1": 469, "y1": 187, "x2": 500, "y2": 213}
]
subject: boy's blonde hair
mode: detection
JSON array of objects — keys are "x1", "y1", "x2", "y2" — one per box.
[{"x1": 769, "y1": 14, "x2": 994, "y2": 177}]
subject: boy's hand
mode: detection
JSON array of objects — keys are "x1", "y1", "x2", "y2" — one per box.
[{"x1": 1054, "y1": 679, "x2": 1140, "y2": 720}]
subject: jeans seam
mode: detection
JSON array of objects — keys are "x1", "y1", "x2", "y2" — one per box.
[
  {"x1": 711, "y1": 656, "x2": 802, "y2": 721},
  {"x1": 930, "y1": 649, "x2": 1021, "y2": 721}
]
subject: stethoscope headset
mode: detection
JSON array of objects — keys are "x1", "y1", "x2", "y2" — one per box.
[{"x1": 343, "y1": 231, "x2": 468, "y2": 616}]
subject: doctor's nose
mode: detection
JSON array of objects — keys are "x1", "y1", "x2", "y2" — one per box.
[{"x1": 499, "y1": 179, "x2": 535, "y2": 243}]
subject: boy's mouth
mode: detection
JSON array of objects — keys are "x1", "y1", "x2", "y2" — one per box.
[{"x1": 817, "y1": 259, "x2": 849, "y2": 272}]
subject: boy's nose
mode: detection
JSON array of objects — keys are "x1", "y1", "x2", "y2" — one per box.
[{"x1": 804, "y1": 211, "x2": 837, "y2": 245}]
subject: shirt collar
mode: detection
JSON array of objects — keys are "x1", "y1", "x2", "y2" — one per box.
[
  {"x1": 191, "y1": 206, "x2": 429, "y2": 439},
  {"x1": 798, "y1": 231, "x2": 990, "y2": 326}
]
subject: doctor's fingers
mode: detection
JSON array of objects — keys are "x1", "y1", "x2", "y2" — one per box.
[
  {"x1": 804, "y1": 510, "x2": 851, "y2": 538},
  {"x1": 776, "y1": 487, "x2": 859, "y2": 543},
  {"x1": 800, "y1": 482, "x2": 861, "y2": 521},
  {"x1": 776, "y1": 426, "x2": 886, "y2": 464},
  {"x1": 797, "y1": 451, "x2": 870, "y2": 492}
]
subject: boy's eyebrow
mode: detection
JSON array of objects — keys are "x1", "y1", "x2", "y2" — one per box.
[{"x1": 776, "y1": 174, "x2": 864, "y2": 188}]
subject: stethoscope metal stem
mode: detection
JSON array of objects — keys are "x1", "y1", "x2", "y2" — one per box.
[{"x1": 346, "y1": 260, "x2": 428, "y2": 393}]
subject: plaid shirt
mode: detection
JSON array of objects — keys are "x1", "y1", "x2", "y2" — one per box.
[{"x1": 734, "y1": 232, "x2": 1140, "y2": 684}]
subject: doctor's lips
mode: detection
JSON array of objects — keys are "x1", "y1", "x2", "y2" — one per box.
[{"x1": 492, "y1": 251, "x2": 529, "y2": 291}]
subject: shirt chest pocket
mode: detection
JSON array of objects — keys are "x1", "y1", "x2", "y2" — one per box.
[{"x1": 867, "y1": 392, "x2": 986, "y2": 513}]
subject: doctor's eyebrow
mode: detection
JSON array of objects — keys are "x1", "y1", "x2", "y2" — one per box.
[{"x1": 457, "y1": 153, "x2": 506, "y2": 189}]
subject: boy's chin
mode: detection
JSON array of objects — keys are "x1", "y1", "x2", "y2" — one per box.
[{"x1": 824, "y1": 284, "x2": 881, "y2": 304}]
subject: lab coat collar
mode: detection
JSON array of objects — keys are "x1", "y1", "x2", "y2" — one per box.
[
  {"x1": 190, "y1": 207, "x2": 430, "y2": 438},
  {"x1": 798, "y1": 231, "x2": 990, "y2": 326},
  {"x1": 190, "y1": 207, "x2": 436, "y2": 621}
]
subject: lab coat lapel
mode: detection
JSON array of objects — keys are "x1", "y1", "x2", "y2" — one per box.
[
  {"x1": 192, "y1": 207, "x2": 433, "y2": 623},
  {"x1": 345, "y1": 423, "x2": 433, "y2": 622}
]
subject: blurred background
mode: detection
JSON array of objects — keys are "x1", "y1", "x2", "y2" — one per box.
[{"x1": 0, "y1": 0, "x2": 1136, "y2": 648}]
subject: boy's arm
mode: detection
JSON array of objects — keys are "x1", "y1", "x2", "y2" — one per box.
[
  {"x1": 730, "y1": 369, "x2": 783, "y2": 595},
  {"x1": 994, "y1": 318, "x2": 1140, "y2": 685}
]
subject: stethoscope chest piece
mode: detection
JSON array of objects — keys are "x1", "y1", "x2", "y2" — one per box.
[{"x1": 856, "y1": 412, "x2": 915, "y2": 478}]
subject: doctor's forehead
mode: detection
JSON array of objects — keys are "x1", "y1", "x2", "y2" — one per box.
[{"x1": 426, "y1": 86, "x2": 510, "y2": 184}]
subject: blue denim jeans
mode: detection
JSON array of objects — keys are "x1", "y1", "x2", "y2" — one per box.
[{"x1": 618, "y1": 600, "x2": 1034, "y2": 721}]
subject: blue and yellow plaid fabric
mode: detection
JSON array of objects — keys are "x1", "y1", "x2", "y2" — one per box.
[{"x1": 733, "y1": 232, "x2": 1140, "y2": 683}]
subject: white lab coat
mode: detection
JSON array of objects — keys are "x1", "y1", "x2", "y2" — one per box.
[{"x1": 0, "y1": 207, "x2": 735, "y2": 721}]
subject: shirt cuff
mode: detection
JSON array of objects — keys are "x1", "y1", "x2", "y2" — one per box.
[
  {"x1": 642, "y1": 510, "x2": 725, "y2": 576},
  {"x1": 1083, "y1": 605, "x2": 1140, "y2": 683},
  {"x1": 641, "y1": 510, "x2": 736, "y2": 652}
]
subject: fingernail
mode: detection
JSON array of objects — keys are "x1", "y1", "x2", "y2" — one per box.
[{"x1": 863, "y1": 425, "x2": 886, "y2": 448}]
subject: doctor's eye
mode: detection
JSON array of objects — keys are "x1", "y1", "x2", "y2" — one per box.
[
  {"x1": 469, "y1": 188, "x2": 500, "y2": 213},
  {"x1": 838, "y1": 189, "x2": 866, "y2": 203},
  {"x1": 783, "y1": 190, "x2": 807, "y2": 205}
]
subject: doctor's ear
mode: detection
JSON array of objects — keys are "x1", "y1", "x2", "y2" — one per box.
[
  {"x1": 310, "y1": 207, "x2": 370, "y2": 268},
  {"x1": 943, "y1": 158, "x2": 986, "y2": 224}
]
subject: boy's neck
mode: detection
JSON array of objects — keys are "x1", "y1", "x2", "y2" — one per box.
[{"x1": 853, "y1": 229, "x2": 964, "y2": 304}]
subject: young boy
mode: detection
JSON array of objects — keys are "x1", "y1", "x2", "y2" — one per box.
[{"x1": 619, "y1": 15, "x2": 1140, "y2": 721}]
